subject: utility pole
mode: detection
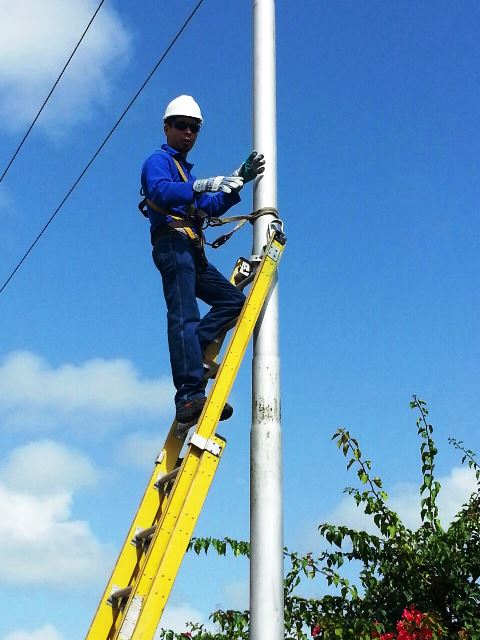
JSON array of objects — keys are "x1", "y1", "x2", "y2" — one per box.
[{"x1": 250, "y1": 1, "x2": 283, "y2": 640}]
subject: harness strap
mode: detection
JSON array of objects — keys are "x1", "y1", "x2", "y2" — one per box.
[
  {"x1": 172, "y1": 157, "x2": 188, "y2": 182},
  {"x1": 207, "y1": 207, "x2": 279, "y2": 227},
  {"x1": 139, "y1": 154, "x2": 200, "y2": 243},
  {"x1": 205, "y1": 207, "x2": 279, "y2": 249}
]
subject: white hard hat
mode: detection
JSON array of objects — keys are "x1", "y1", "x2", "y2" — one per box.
[{"x1": 163, "y1": 95, "x2": 203, "y2": 123}]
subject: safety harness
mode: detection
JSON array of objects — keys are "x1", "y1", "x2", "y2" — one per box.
[
  {"x1": 138, "y1": 156, "x2": 204, "y2": 247},
  {"x1": 138, "y1": 155, "x2": 278, "y2": 250}
]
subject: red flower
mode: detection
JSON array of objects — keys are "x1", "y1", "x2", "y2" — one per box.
[
  {"x1": 369, "y1": 606, "x2": 441, "y2": 640},
  {"x1": 402, "y1": 605, "x2": 425, "y2": 626},
  {"x1": 403, "y1": 608, "x2": 414, "y2": 622},
  {"x1": 311, "y1": 625, "x2": 322, "y2": 637},
  {"x1": 396, "y1": 625, "x2": 411, "y2": 640}
]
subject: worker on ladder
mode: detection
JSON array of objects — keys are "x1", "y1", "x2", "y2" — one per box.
[{"x1": 140, "y1": 95, "x2": 265, "y2": 424}]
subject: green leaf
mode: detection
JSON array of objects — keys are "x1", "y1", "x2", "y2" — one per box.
[{"x1": 358, "y1": 470, "x2": 368, "y2": 484}]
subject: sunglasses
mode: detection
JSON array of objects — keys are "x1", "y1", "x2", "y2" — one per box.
[{"x1": 172, "y1": 120, "x2": 201, "y2": 133}]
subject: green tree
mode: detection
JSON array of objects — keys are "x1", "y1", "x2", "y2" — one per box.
[{"x1": 158, "y1": 397, "x2": 480, "y2": 640}]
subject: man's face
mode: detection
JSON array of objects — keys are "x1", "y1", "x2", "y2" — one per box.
[{"x1": 164, "y1": 116, "x2": 201, "y2": 155}]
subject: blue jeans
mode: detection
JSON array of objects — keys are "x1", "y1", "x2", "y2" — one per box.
[{"x1": 152, "y1": 231, "x2": 246, "y2": 407}]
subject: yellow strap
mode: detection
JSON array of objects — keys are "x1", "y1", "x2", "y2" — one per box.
[
  {"x1": 167, "y1": 157, "x2": 199, "y2": 242},
  {"x1": 145, "y1": 199, "x2": 198, "y2": 241},
  {"x1": 172, "y1": 157, "x2": 189, "y2": 182},
  {"x1": 171, "y1": 215, "x2": 198, "y2": 241},
  {"x1": 145, "y1": 198, "x2": 171, "y2": 215},
  {"x1": 145, "y1": 156, "x2": 189, "y2": 213},
  {"x1": 146, "y1": 155, "x2": 190, "y2": 211}
]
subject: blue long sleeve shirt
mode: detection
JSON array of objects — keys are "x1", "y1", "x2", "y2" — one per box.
[{"x1": 141, "y1": 144, "x2": 241, "y2": 234}]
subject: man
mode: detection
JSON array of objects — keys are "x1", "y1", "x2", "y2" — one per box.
[{"x1": 141, "y1": 95, "x2": 265, "y2": 424}]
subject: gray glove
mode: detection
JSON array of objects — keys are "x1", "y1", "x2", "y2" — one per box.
[
  {"x1": 193, "y1": 176, "x2": 244, "y2": 194},
  {"x1": 233, "y1": 150, "x2": 266, "y2": 183}
]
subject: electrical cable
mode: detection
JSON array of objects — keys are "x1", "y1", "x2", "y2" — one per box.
[
  {"x1": 0, "y1": 0, "x2": 106, "y2": 186},
  {"x1": 0, "y1": 0, "x2": 207, "y2": 296}
]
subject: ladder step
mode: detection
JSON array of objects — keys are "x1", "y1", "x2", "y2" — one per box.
[
  {"x1": 108, "y1": 585, "x2": 132, "y2": 607},
  {"x1": 133, "y1": 526, "x2": 156, "y2": 545},
  {"x1": 155, "y1": 466, "x2": 180, "y2": 489}
]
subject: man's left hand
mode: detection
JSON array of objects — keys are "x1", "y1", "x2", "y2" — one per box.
[{"x1": 233, "y1": 151, "x2": 266, "y2": 183}]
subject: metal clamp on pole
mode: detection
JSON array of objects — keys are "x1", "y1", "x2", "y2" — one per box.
[{"x1": 268, "y1": 218, "x2": 284, "y2": 239}]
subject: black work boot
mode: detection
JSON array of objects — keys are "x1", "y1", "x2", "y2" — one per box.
[
  {"x1": 175, "y1": 396, "x2": 233, "y2": 424},
  {"x1": 219, "y1": 402, "x2": 233, "y2": 420},
  {"x1": 175, "y1": 396, "x2": 206, "y2": 424}
]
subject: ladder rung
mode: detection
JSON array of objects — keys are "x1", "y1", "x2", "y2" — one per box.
[
  {"x1": 155, "y1": 466, "x2": 180, "y2": 489},
  {"x1": 133, "y1": 526, "x2": 156, "y2": 544},
  {"x1": 238, "y1": 269, "x2": 256, "y2": 290},
  {"x1": 108, "y1": 585, "x2": 132, "y2": 605}
]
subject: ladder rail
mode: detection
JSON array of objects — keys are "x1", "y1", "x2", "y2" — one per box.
[
  {"x1": 120, "y1": 230, "x2": 286, "y2": 640},
  {"x1": 117, "y1": 435, "x2": 225, "y2": 640},
  {"x1": 84, "y1": 420, "x2": 184, "y2": 639}
]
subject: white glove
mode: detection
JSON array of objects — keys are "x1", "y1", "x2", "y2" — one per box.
[
  {"x1": 193, "y1": 176, "x2": 244, "y2": 194},
  {"x1": 233, "y1": 151, "x2": 266, "y2": 183}
]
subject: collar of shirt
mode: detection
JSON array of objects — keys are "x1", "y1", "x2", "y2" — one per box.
[{"x1": 161, "y1": 144, "x2": 194, "y2": 172}]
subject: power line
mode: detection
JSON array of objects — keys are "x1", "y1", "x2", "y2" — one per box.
[
  {"x1": 0, "y1": 0, "x2": 207, "y2": 296},
  {"x1": 0, "y1": 0, "x2": 107, "y2": 185}
]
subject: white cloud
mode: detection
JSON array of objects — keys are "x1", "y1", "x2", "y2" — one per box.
[
  {"x1": 157, "y1": 603, "x2": 211, "y2": 636},
  {"x1": 324, "y1": 465, "x2": 478, "y2": 535},
  {"x1": 0, "y1": 351, "x2": 173, "y2": 431},
  {"x1": 0, "y1": 0, "x2": 132, "y2": 135},
  {"x1": 117, "y1": 432, "x2": 168, "y2": 469},
  {"x1": 0, "y1": 440, "x2": 113, "y2": 587},
  {"x1": 0, "y1": 439, "x2": 98, "y2": 495},
  {"x1": 299, "y1": 465, "x2": 479, "y2": 556},
  {"x1": 4, "y1": 625, "x2": 63, "y2": 640},
  {"x1": 222, "y1": 579, "x2": 249, "y2": 610},
  {"x1": 392, "y1": 466, "x2": 478, "y2": 529}
]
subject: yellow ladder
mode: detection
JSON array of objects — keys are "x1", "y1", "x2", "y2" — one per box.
[{"x1": 85, "y1": 226, "x2": 286, "y2": 640}]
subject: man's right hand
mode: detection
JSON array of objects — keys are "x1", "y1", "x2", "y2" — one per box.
[{"x1": 193, "y1": 176, "x2": 244, "y2": 194}]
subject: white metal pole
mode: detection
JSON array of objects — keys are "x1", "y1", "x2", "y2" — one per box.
[{"x1": 250, "y1": 1, "x2": 283, "y2": 640}]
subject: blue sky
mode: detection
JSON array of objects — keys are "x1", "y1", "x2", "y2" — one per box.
[{"x1": 1, "y1": 1, "x2": 479, "y2": 638}]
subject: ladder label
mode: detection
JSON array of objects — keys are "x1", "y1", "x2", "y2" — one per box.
[{"x1": 119, "y1": 595, "x2": 143, "y2": 640}]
